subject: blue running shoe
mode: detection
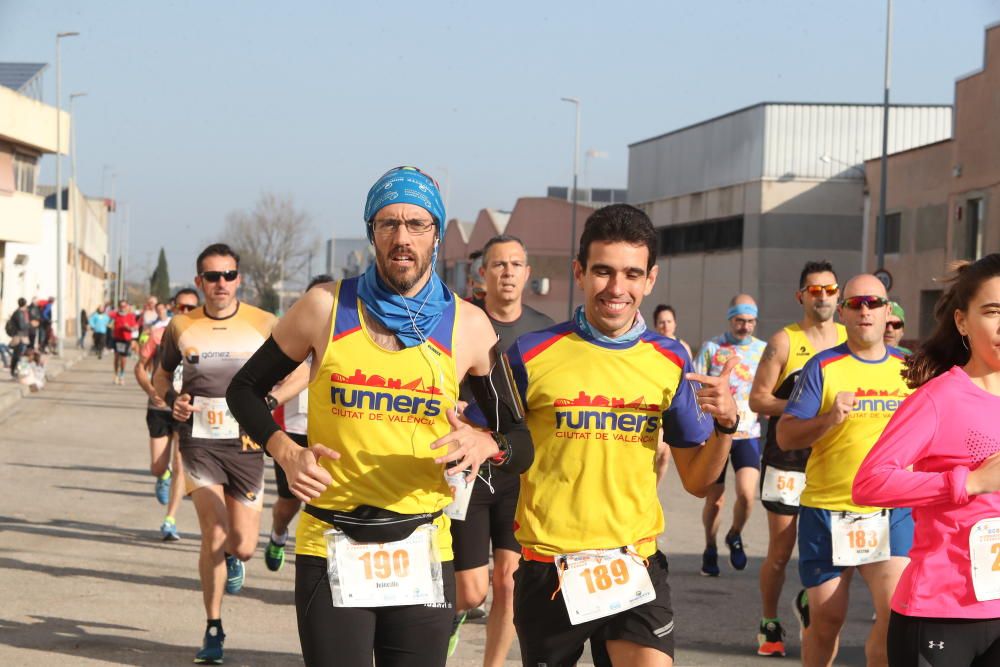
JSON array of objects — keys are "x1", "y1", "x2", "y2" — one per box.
[
  {"x1": 160, "y1": 517, "x2": 180, "y2": 541},
  {"x1": 194, "y1": 625, "x2": 225, "y2": 664},
  {"x1": 225, "y1": 555, "x2": 244, "y2": 595},
  {"x1": 701, "y1": 546, "x2": 720, "y2": 576},
  {"x1": 726, "y1": 530, "x2": 748, "y2": 570},
  {"x1": 155, "y1": 470, "x2": 171, "y2": 505}
]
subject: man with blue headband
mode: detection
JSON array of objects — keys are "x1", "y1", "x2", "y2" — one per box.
[
  {"x1": 227, "y1": 166, "x2": 534, "y2": 666},
  {"x1": 694, "y1": 294, "x2": 767, "y2": 577}
]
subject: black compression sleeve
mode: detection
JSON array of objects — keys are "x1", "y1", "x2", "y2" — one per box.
[
  {"x1": 466, "y1": 374, "x2": 534, "y2": 474},
  {"x1": 226, "y1": 336, "x2": 301, "y2": 456}
]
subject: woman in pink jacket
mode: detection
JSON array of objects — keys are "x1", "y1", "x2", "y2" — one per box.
[{"x1": 854, "y1": 254, "x2": 1000, "y2": 666}]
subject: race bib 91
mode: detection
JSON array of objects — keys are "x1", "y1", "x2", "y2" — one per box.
[{"x1": 192, "y1": 396, "x2": 239, "y2": 440}]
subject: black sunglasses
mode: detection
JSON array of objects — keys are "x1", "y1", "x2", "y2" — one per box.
[
  {"x1": 885, "y1": 321, "x2": 904, "y2": 330},
  {"x1": 200, "y1": 270, "x2": 239, "y2": 283},
  {"x1": 175, "y1": 303, "x2": 198, "y2": 313}
]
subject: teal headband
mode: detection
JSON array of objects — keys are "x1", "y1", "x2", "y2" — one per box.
[{"x1": 727, "y1": 303, "x2": 758, "y2": 320}]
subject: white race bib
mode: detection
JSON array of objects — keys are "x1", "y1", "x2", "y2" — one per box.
[
  {"x1": 192, "y1": 396, "x2": 239, "y2": 440},
  {"x1": 969, "y1": 517, "x2": 1000, "y2": 601},
  {"x1": 443, "y1": 470, "x2": 475, "y2": 522},
  {"x1": 761, "y1": 467, "x2": 806, "y2": 507},
  {"x1": 324, "y1": 524, "x2": 444, "y2": 607},
  {"x1": 831, "y1": 510, "x2": 890, "y2": 566},
  {"x1": 555, "y1": 548, "x2": 656, "y2": 625}
]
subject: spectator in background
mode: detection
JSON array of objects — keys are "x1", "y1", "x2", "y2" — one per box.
[
  {"x1": 89, "y1": 305, "x2": 111, "y2": 360},
  {"x1": 884, "y1": 301, "x2": 911, "y2": 355},
  {"x1": 465, "y1": 250, "x2": 486, "y2": 302},
  {"x1": 8, "y1": 298, "x2": 31, "y2": 378},
  {"x1": 39, "y1": 297, "x2": 54, "y2": 353},
  {"x1": 78, "y1": 308, "x2": 88, "y2": 349},
  {"x1": 27, "y1": 298, "x2": 41, "y2": 349},
  {"x1": 653, "y1": 303, "x2": 692, "y2": 357}
]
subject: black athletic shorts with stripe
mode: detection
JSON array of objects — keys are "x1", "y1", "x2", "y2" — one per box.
[
  {"x1": 888, "y1": 611, "x2": 1000, "y2": 667},
  {"x1": 514, "y1": 550, "x2": 675, "y2": 666}
]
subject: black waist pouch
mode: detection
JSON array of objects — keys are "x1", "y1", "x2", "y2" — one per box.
[{"x1": 304, "y1": 504, "x2": 442, "y2": 543}]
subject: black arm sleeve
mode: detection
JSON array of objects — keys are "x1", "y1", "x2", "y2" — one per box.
[
  {"x1": 226, "y1": 336, "x2": 301, "y2": 456},
  {"x1": 466, "y1": 373, "x2": 534, "y2": 474}
]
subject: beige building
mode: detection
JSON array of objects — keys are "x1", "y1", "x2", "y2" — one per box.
[
  {"x1": 628, "y1": 102, "x2": 954, "y2": 346},
  {"x1": 865, "y1": 22, "x2": 1000, "y2": 339}
]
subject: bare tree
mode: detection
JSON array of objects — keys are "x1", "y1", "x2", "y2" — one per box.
[{"x1": 224, "y1": 193, "x2": 317, "y2": 313}]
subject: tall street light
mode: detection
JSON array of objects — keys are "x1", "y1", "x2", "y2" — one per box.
[
  {"x1": 560, "y1": 97, "x2": 581, "y2": 319},
  {"x1": 876, "y1": 0, "x2": 893, "y2": 273},
  {"x1": 55, "y1": 30, "x2": 80, "y2": 357},
  {"x1": 70, "y1": 91, "x2": 87, "y2": 346}
]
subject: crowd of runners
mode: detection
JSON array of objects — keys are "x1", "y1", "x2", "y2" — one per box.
[{"x1": 83, "y1": 165, "x2": 1000, "y2": 667}]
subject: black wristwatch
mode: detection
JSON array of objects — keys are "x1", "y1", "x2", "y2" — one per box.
[
  {"x1": 488, "y1": 432, "x2": 511, "y2": 466},
  {"x1": 264, "y1": 393, "x2": 278, "y2": 411},
  {"x1": 713, "y1": 414, "x2": 740, "y2": 435}
]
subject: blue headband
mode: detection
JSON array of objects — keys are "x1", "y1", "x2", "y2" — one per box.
[
  {"x1": 727, "y1": 303, "x2": 758, "y2": 320},
  {"x1": 363, "y1": 167, "x2": 446, "y2": 242}
]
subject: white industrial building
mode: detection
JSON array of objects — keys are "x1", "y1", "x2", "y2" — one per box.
[{"x1": 628, "y1": 102, "x2": 953, "y2": 344}]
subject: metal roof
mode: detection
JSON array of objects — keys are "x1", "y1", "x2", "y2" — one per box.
[{"x1": 0, "y1": 63, "x2": 47, "y2": 97}]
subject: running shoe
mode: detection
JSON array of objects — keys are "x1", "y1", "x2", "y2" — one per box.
[
  {"x1": 155, "y1": 470, "x2": 172, "y2": 505},
  {"x1": 264, "y1": 538, "x2": 285, "y2": 572},
  {"x1": 447, "y1": 612, "x2": 467, "y2": 657},
  {"x1": 467, "y1": 603, "x2": 487, "y2": 620},
  {"x1": 225, "y1": 555, "x2": 244, "y2": 594},
  {"x1": 757, "y1": 619, "x2": 786, "y2": 656},
  {"x1": 700, "y1": 546, "x2": 720, "y2": 577},
  {"x1": 160, "y1": 517, "x2": 180, "y2": 541},
  {"x1": 726, "y1": 531, "x2": 748, "y2": 570},
  {"x1": 793, "y1": 588, "x2": 810, "y2": 638},
  {"x1": 194, "y1": 625, "x2": 225, "y2": 665}
]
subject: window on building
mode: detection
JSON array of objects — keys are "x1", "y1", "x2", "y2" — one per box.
[
  {"x1": 13, "y1": 153, "x2": 37, "y2": 194},
  {"x1": 883, "y1": 212, "x2": 901, "y2": 254},
  {"x1": 964, "y1": 198, "x2": 984, "y2": 260},
  {"x1": 659, "y1": 216, "x2": 743, "y2": 256}
]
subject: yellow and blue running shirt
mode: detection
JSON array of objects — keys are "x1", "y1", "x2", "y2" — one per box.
[
  {"x1": 507, "y1": 321, "x2": 713, "y2": 558},
  {"x1": 784, "y1": 342, "x2": 909, "y2": 513},
  {"x1": 296, "y1": 278, "x2": 459, "y2": 561}
]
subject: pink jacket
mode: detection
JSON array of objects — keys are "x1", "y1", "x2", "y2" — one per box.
[{"x1": 853, "y1": 366, "x2": 1000, "y2": 619}]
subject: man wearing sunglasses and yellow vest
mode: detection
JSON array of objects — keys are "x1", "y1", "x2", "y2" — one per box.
[
  {"x1": 748, "y1": 260, "x2": 846, "y2": 656},
  {"x1": 778, "y1": 274, "x2": 913, "y2": 667},
  {"x1": 227, "y1": 166, "x2": 533, "y2": 667}
]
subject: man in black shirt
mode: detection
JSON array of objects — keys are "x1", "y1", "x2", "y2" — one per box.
[{"x1": 449, "y1": 234, "x2": 554, "y2": 664}]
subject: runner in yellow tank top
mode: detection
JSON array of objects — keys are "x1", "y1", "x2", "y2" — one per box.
[
  {"x1": 747, "y1": 260, "x2": 846, "y2": 656},
  {"x1": 227, "y1": 167, "x2": 534, "y2": 667}
]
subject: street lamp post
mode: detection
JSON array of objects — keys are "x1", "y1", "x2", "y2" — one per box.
[
  {"x1": 876, "y1": 0, "x2": 893, "y2": 272},
  {"x1": 55, "y1": 30, "x2": 79, "y2": 357},
  {"x1": 560, "y1": 97, "x2": 581, "y2": 319},
  {"x1": 70, "y1": 91, "x2": 87, "y2": 348}
]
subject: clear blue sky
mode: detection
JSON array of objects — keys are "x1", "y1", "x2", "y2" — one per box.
[{"x1": 1, "y1": 1, "x2": 997, "y2": 283}]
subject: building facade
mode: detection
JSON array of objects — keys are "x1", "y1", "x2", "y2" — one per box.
[{"x1": 628, "y1": 102, "x2": 953, "y2": 346}]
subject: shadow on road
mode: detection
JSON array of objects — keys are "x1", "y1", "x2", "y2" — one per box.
[{"x1": 0, "y1": 615, "x2": 302, "y2": 666}]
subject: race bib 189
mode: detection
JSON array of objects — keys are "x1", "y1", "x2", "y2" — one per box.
[
  {"x1": 969, "y1": 517, "x2": 1000, "y2": 601},
  {"x1": 555, "y1": 548, "x2": 656, "y2": 625},
  {"x1": 192, "y1": 396, "x2": 239, "y2": 439},
  {"x1": 831, "y1": 510, "x2": 890, "y2": 567}
]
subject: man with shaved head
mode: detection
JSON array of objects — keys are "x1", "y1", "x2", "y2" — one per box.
[
  {"x1": 694, "y1": 294, "x2": 767, "y2": 576},
  {"x1": 778, "y1": 274, "x2": 913, "y2": 667}
]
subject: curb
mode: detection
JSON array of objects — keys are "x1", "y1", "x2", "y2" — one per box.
[{"x1": 0, "y1": 349, "x2": 87, "y2": 416}]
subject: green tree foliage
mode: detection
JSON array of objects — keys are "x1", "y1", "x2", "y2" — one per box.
[{"x1": 149, "y1": 248, "x2": 171, "y2": 302}]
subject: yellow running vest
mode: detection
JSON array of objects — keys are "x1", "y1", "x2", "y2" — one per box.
[
  {"x1": 776, "y1": 322, "x2": 847, "y2": 389},
  {"x1": 295, "y1": 278, "x2": 460, "y2": 560}
]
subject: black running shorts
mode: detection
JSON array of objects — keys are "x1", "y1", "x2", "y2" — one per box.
[
  {"x1": 274, "y1": 432, "x2": 308, "y2": 500},
  {"x1": 295, "y1": 555, "x2": 456, "y2": 667},
  {"x1": 514, "y1": 551, "x2": 675, "y2": 666},
  {"x1": 887, "y1": 611, "x2": 1000, "y2": 666},
  {"x1": 145, "y1": 408, "x2": 176, "y2": 439},
  {"x1": 451, "y1": 468, "x2": 520, "y2": 571},
  {"x1": 180, "y1": 441, "x2": 264, "y2": 509}
]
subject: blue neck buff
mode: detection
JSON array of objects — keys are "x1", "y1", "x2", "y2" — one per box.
[
  {"x1": 357, "y1": 266, "x2": 453, "y2": 348},
  {"x1": 573, "y1": 306, "x2": 646, "y2": 346}
]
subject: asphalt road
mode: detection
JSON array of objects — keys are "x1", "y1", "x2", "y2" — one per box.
[{"x1": 0, "y1": 357, "x2": 875, "y2": 665}]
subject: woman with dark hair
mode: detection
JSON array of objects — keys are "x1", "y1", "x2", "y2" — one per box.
[
  {"x1": 854, "y1": 254, "x2": 1000, "y2": 666},
  {"x1": 653, "y1": 304, "x2": 692, "y2": 357}
]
